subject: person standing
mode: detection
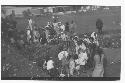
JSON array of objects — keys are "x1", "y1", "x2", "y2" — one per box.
[
  {"x1": 65, "y1": 22, "x2": 70, "y2": 32},
  {"x1": 96, "y1": 18, "x2": 103, "y2": 34},
  {"x1": 9, "y1": 10, "x2": 17, "y2": 29},
  {"x1": 92, "y1": 53, "x2": 104, "y2": 77},
  {"x1": 28, "y1": 18, "x2": 33, "y2": 31},
  {"x1": 70, "y1": 20, "x2": 77, "y2": 35}
]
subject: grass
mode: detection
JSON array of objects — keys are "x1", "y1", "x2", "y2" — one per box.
[{"x1": 1, "y1": 11, "x2": 121, "y2": 78}]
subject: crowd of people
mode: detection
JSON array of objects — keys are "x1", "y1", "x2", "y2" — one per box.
[{"x1": 1, "y1": 14, "x2": 105, "y2": 77}]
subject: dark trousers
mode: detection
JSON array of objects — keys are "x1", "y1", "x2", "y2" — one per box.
[{"x1": 98, "y1": 28, "x2": 102, "y2": 34}]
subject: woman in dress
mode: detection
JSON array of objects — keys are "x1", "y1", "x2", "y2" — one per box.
[{"x1": 92, "y1": 53, "x2": 104, "y2": 77}]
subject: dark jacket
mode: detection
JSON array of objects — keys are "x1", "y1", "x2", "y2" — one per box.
[{"x1": 96, "y1": 19, "x2": 103, "y2": 29}]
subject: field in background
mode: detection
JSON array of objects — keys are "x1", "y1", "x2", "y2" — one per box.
[
  {"x1": 16, "y1": 9, "x2": 120, "y2": 33},
  {"x1": 1, "y1": 9, "x2": 121, "y2": 78}
]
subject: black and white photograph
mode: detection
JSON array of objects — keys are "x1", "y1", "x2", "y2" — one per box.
[{"x1": 1, "y1": 3, "x2": 121, "y2": 81}]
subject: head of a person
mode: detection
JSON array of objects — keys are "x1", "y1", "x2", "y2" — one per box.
[
  {"x1": 52, "y1": 16, "x2": 55, "y2": 19},
  {"x1": 94, "y1": 52, "x2": 101, "y2": 64},
  {"x1": 71, "y1": 20, "x2": 74, "y2": 24},
  {"x1": 28, "y1": 17, "x2": 30, "y2": 20},
  {"x1": 47, "y1": 21, "x2": 51, "y2": 25},
  {"x1": 63, "y1": 45, "x2": 67, "y2": 51},
  {"x1": 67, "y1": 54, "x2": 72, "y2": 61},
  {"x1": 49, "y1": 57, "x2": 53, "y2": 60},
  {"x1": 65, "y1": 22, "x2": 69, "y2": 25},
  {"x1": 97, "y1": 18, "x2": 102, "y2": 22},
  {"x1": 45, "y1": 26, "x2": 49, "y2": 30},
  {"x1": 77, "y1": 39, "x2": 83, "y2": 46},
  {"x1": 73, "y1": 54, "x2": 78, "y2": 60},
  {"x1": 73, "y1": 36, "x2": 79, "y2": 41},
  {"x1": 78, "y1": 48, "x2": 83, "y2": 53},
  {"x1": 61, "y1": 32, "x2": 64, "y2": 35},
  {"x1": 12, "y1": 10, "x2": 15, "y2": 14},
  {"x1": 50, "y1": 21, "x2": 53, "y2": 25},
  {"x1": 58, "y1": 22, "x2": 62, "y2": 26},
  {"x1": 84, "y1": 34, "x2": 88, "y2": 38},
  {"x1": 54, "y1": 19, "x2": 56, "y2": 23},
  {"x1": 89, "y1": 37, "x2": 94, "y2": 42}
]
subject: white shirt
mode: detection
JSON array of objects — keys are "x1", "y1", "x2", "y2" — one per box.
[
  {"x1": 53, "y1": 23, "x2": 60, "y2": 35},
  {"x1": 28, "y1": 19, "x2": 32, "y2": 24},
  {"x1": 46, "y1": 60, "x2": 54, "y2": 70},
  {"x1": 91, "y1": 32, "x2": 99, "y2": 46},
  {"x1": 75, "y1": 65, "x2": 80, "y2": 70},
  {"x1": 84, "y1": 38, "x2": 91, "y2": 44},
  {"x1": 60, "y1": 33, "x2": 68, "y2": 41},
  {"x1": 79, "y1": 43, "x2": 86, "y2": 51},
  {"x1": 28, "y1": 19, "x2": 33, "y2": 30},
  {"x1": 73, "y1": 40, "x2": 79, "y2": 55},
  {"x1": 75, "y1": 52, "x2": 88, "y2": 65},
  {"x1": 58, "y1": 51, "x2": 68, "y2": 60},
  {"x1": 76, "y1": 43, "x2": 87, "y2": 55},
  {"x1": 45, "y1": 30, "x2": 50, "y2": 41},
  {"x1": 69, "y1": 58, "x2": 75, "y2": 75},
  {"x1": 75, "y1": 45, "x2": 79, "y2": 55},
  {"x1": 60, "y1": 25, "x2": 65, "y2": 31},
  {"x1": 53, "y1": 23, "x2": 58, "y2": 27},
  {"x1": 26, "y1": 30, "x2": 31, "y2": 40},
  {"x1": 91, "y1": 32, "x2": 96, "y2": 40},
  {"x1": 95, "y1": 40, "x2": 99, "y2": 46}
]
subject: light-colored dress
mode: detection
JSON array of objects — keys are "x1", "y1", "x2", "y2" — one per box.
[
  {"x1": 92, "y1": 64, "x2": 104, "y2": 77},
  {"x1": 92, "y1": 54, "x2": 104, "y2": 77},
  {"x1": 69, "y1": 58, "x2": 75, "y2": 75},
  {"x1": 46, "y1": 60, "x2": 54, "y2": 70},
  {"x1": 60, "y1": 25, "x2": 65, "y2": 31},
  {"x1": 75, "y1": 52, "x2": 88, "y2": 66},
  {"x1": 60, "y1": 33, "x2": 68, "y2": 41},
  {"x1": 75, "y1": 42, "x2": 86, "y2": 55},
  {"x1": 58, "y1": 51, "x2": 69, "y2": 60},
  {"x1": 28, "y1": 19, "x2": 33, "y2": 30}
]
